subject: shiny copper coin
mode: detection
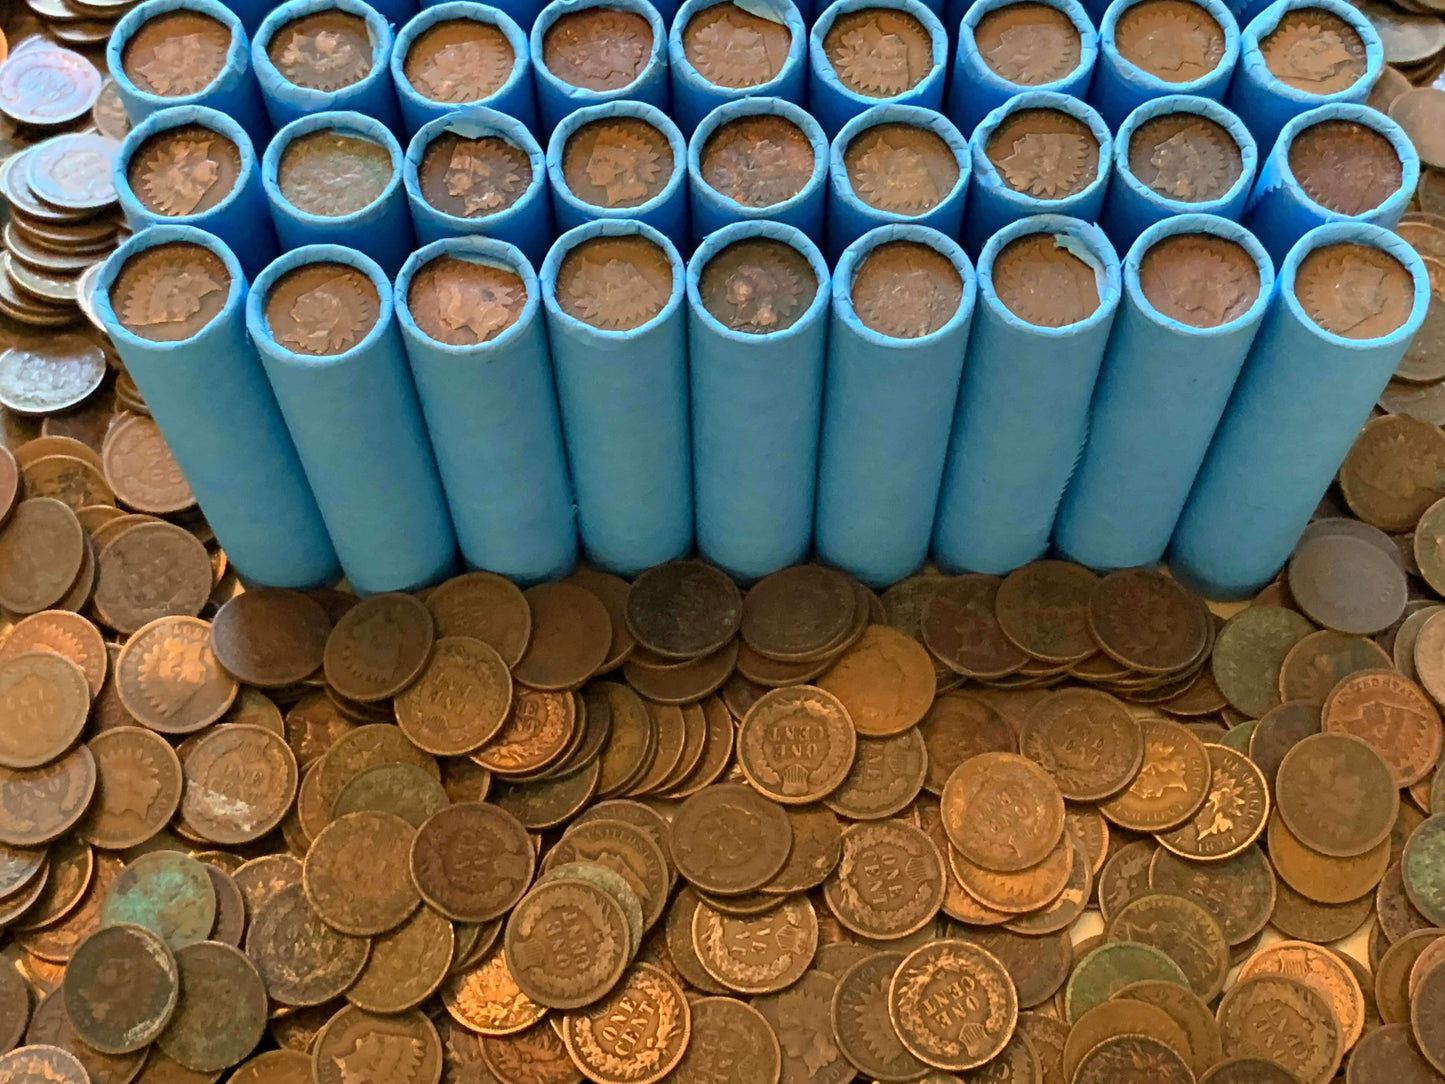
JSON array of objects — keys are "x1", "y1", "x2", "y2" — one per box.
[
  {"x1": 1099, "y1": 713, "x2": 1211, "y2": 831},
  {"x1": 1155, "y1": 744, "x2": 1269, "y2": 860},
  {"x1": 471, "y1": 688, "x2": 576, "y2": 776},
  {"x1": 560, "y1": 963, "x2": 688, "y2": 1084},
  {"x1": 887, "y1": 939, "x2": 1017, "y2": 1071}
]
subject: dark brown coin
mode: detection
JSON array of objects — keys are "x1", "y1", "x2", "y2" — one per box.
[
  {"x1": 181, "y1": 723, "x2": 298, "y2": 845},
  {"x1": 1413, "y1": 963, "x2": 1445, "y2": 1073},
  {"x1": 78, "y1": 727, "x2": 183, "y2": 850},
  {"x1": 0, "y1": 499, "x2": 85, "y2": 615},
  {"x1": 0, "y1": 1045, "x2": 89, "y2": 1084},
  {"x1": 697, "y1": 237, "x2": 817, "y2": 335},
  {"x1": 542, "y1": 7, "x2": 653, "y2": 90},
  {"x1": 312, "y1": 1006, "x2": 442, "y2": 1084},
  {"x1": 737, "y1": 685, "x2": 855, "y2": 804},
  {"x1": 1073, "y1": 1034, "x2": 1193, "y2": 1084},
  {"x1": 699, "y1": 114, "x2": 816, "y2": 209},
  {"x1": 887, "y1": 939, "x2": 1017, "y2": 1071},
  {"x1": 345, "y1": 903, "x2": 454, "y2": 1014},
  {"x1": 562, "y1": 117, "x2": 673, "y2": 210},
  {"x1": 27, "y1": 981, "x2": 148, "y2": 1084},
  {"x1": 1289, "y1": 533, "x2": 1407, "y2": 634},
  {"x1": 941, "y1": 751, "x2": 1064, "y2": 871},
  {"x1": 1018, "y1": 688, "x2": 1144, "y2": 801},
  {"x1": 323, "y1": 592, "x2": 434, "y2": 703},
  {"x1": 1296, "y1": 243, "x2": 1415, "y2": 341},
  {"x1": 126, "y1": 122, "x2": 241, "y2": 219},
  {"x1": 822, "y1": 7, "x2": 934, "y2": 97},
  {"x1": 1280, "y1": 629, "x2": 1391, "y2": 702},
  {"x1": 823, "y1": 728, "x2": 925, "y2": 821},
  {"x1": 1270, "y1": 877, "x2": 1374, "y2": 943},
  {"x1": 425, "y1": 571, "x2": 532, "y2": 666},
  {"x1": 986, "y1": 107, "x2": 1099, "y2": 199},
  {"x1": 955, "y1": 926, "x2": 1072, "y2": 1008},
  {"x1": 918, "y1": 693, "x2": 1015, "y2": 797},
  {"x1": 1289, "y1": 119, "x2": 1402, "y2": 216},
  {"x1": 1138, "y1": 233, "x2": 1261, "y2": 328},
  {"x1": 1089, "y1": 568, "x2": 1210, "y2": 674},
  {"x1": 1129, "y1": 111, "x2": 1244, "y2": 203},
  {"x1": 1116, "y1": 980, "x2": 1223, "y2": 1080},
  {"x1": 264, "y1": 261, "x2": 381, "y2": 356},
  {"x1": 410, "y1": 802, "x2": 535, "y2": 923},
  {"x1": 0, "y1": 652, "x2": 88, "y2": 769},
  {"x1": 822, "y1": 820, "x2": 944, "y2": 939},
  {"x1": 1276, "y1": 731, "x2": 1399, "y2": 856},
  {"x1": 92, "y1": 523, "x2": 210, "y2": 637},
  {"x1": 1115, "y1": 0, "x2": 1225, "y2": 81},
  {"x1": 403, "y1": 17, "x2": 515, "y2": 103},
  {"x1": 267, "y1": 10, "x2": 373, "y2": 91},
  {"x1": 0, "y1": 746, "x2": 97, "y2": 847},
  {"x1": 1105, "y1": 892, "x2": 1229, "y2": 1001},
  {"x1": 1148, "y1": 843, "x2": 1276, "y2": 944},
  {"x1": 480, "y1": 1019, "x2": 581, "y2": 1084},
  {"x1": 682, "y1": 3, "x2": 791, "y2": 89},
  {"x1": 668, "y1": 783, "x2": 792, "y2": 894},
  {"x1": 665, "y1": 996, "x2": 780, "y2": 1084},
  {"x1": 973, "y1": 1, "x2": 1081, "y2": 85},
  {"x1": 847, "y1": 240, "x2": 963, "y2": 339},
  {"x1": 155, "y1": 941, "x2": 266, "y2": 1072},
  {"x1": 624, "y1": 560, "x2": 740, "y2": 660},
  {"x1": 304, "y1": 810, "x2": 419, "y2": 935},
  {"x1": 1322, "y1": 669, "x2": 1442, "y2": 787},
  {"x1": 407, "y1": 255, "x2": 527, "y2": 346},
  {"x1": 1062, "y1": 1000, "x2": 1190, "y2": 1081},
  {"x1": 992, "y1": 560, "x2": 1098, "y2": 664},
  {"x1": 843, "y1": 122, "x2": 960, "y2": 215},
  {"x1": 922, "y1": 575, "x2": 1028, "y2": 679},
  {"x1": 418, "y1": 132, "x2": 534, "y2": 221},
  {"x1": 740, "y1": 565, "x2": 855, "y2": 662},
  {"x1": 209, "y1": 588, "x2": 332, "y2": 688},
  {"x1": 62, "y1": 924, "x2": 177, "y2": 1054},
  {"x1": 121, "y1": 10, "x2": 230, "y2": 97},
  {"x1": 1347, "y1": 1022, "x2": 1444, "y2": 1084},
  {"x1": 245, "y1": 881, "x2": 368, "y2": 1006},
  {"x1": 503, "y1": 875, "x2": 631, "y2": 1009},
  {"x1": 1238, "y1": 940, "x2": 1366, "y2": 1050},
  {"x1": 1217, "y1": 975, "x2": 1343, "y2": 1084},
  {"x1": 395, "y1": 637, "x2": 513, "y2": 757},
  {"x1": 829, "y1": 952, "x2": 930, "y2": 1081},
  {"x1": 228, "y1": 1049, "x2": 313, "y2": 1084},
  {"x1": 1260, "y1": 7, "x2": 1367, "y2": 93},
  {"x1": 115, "y1": 616, "x2": 237, "y2": 734}
]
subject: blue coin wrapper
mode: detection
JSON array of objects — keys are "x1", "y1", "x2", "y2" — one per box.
[
  {"x1": 540, "y1": 219, "x2": 694, "y2": 575},
  {"x1": 546, "y1": 99, "x2": 690, "y2": 249},
  {"x1": 668, "y1": 0, "x2": 807, "y2": 136},
  {"x1": 816, "y1": 223, "x2": 977, "y2": 588},
  {"x1": 687, "y1": 220, "x2": 831, "y2": 581},
  {"x1": 391, "y1": 2, "x2": 539, "y2": 138},
  {"x1": 530, "y1": 0, "x2": 671, "y2": 136},
  {"x1": 394, "y1": 236, "x2": 579, "y2": 583},
  {"x1": 95, "y1": 225, "x2": 340, "y2": 588},
  {"x1": 246, "y1": 243, "x2": 459, "y2": 592},
  {"x1": 113, "y1": 104, "x2": 281, "y2": 279},
  {"x1": 934, "y1": 214, "x2": 1123, "y2": 573},
  {"x1": 109, "y1": 0, "x2": 271, "y2": 145},
  {"x1": 1170, "y1": 222, "x2": 1430, "y2": 597},
  {"x1": 686, "y1": 97, "x2": 829, "y2": 247},
  {"x1": 403, "y1": 107, "x2": 555, "y2": 267},
  {"x1": 1054, "y1": 213, "x2": 1275, "y2": 569}
]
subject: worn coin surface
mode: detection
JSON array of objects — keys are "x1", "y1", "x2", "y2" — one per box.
[
  {"x1": 887, "y1": 939, "x2": 1017, "y2": 1071},
  {"x1": 737, "y1": 685, "x2": 856, "y2": 804},
  {"x1": 503, "y1": 876, "x2": 631, "y2": 1010},
  {"x1": 940, "y1": 751, "x2": 1064, "y2": 872},
  {"x1": 1216, "y1": 974, "x2": 1343, "y2": 1084},
  {"x1": 62, "y1": 923, "x2": 177, "y2": 1054},
  {"x1": 1276, "y1": 731, "x2": 1400, "y2": 856}
]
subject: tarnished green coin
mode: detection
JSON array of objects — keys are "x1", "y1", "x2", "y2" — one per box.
[
  {"x1": 100, "y1": 852, "x2": 217, "y2": 950},
  {"x1": 157, "y1": 941, "x2": 268, "y2": 1072},
  {"x1": 1063, "y1": 941, "x2": 1190, "y2": 1024},
  {"x1": 1403, "y1": 813, "x2": 1445, "y2": 926},
  {"x1": 1212, "y1": 606, "x2": 1315, "y2": 718}
]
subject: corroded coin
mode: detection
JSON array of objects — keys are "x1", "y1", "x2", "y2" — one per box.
[
  {"x1": 245, "y1": 881, "x2": 369, "y2": 1007},
  {"x1": 1237, "y1": 939, "x2": 1365, "y2": 1050},
  {"x1": 698, "y1": 237, "x2": 818, "y2": 334},
  {"x1": 1412, "y1": 957, "x2": 1445, "y2": 1074},
  {"x1": 1073, "y1": 1034, "x2": 1194, "y2": 1084},
  {"x1": 502, "y1": 876, "x2": 630, "y2": 1009},
  {"x1": 101, "y1": 851, "x2": 215, "y2": 950},
  {"x1": 887, "y1": 939, "x2": 1017, "y2": 1071},
  {"x1": 1276, "y1": 731, "x2": 1399, "y2": 856},
  {"x1": 1322, "y1": 669, "x2": 1442, "y2": 788},
  {"x1": 441, "y1": 946, "x2": 546, "y2": 1036},
  {"x1": 817, "y1": 625, "x2": 934, "y2": 737},
  {"x1": 62, "y1": 923, "x2": 177, "y2": 1054},
  {"x1": 666, "y1": 996, "x2": 780, "y2": 1084},
  {"x1": 156, "y1": 941, "x2": 267, "y2": 1072},
  {"x1": 180, "y1": 723, "x2": 298, "y2": 845},
  {"x1": 311, "y1": 1005, "x2": 442, "y2": 1084},
  {"x1": 333, "y1": 762, "x2": 448, "y2": 827},
  {"x1": 209, "y1": 588, "x2": 332, "y2": 688},
  {"x1": 561, "y1": 963, "x2": 689, "y2": 1084},
  {"x1": 543, "y1": 817, "x2": 670, "y2": 931},
  {"x1": 1089, "y1": 569, "x2": 1210, "y2": 674},
  {"x1": 395, "y1": 637, "x2": 513, "y2": 756},
  {"x1": 823, "y1": 820, "x2": 945, "y2": 940},
  {"x1": 1216, "y1": 974, "x2": 1342, "y2": 1084},
  {"x1": 78, "y1": 727, "x2": 182, "y2": 850},
  {"x1": 1211, "y1": 605, "x2": 1315, "y2": 719},
  {"x1": 1402, "y1": 814, "x2": 1445, "y2": 926},
  {"x1": 669, "y1": 784, "x2": 792, "y2": 894},
  {"x1": 0, "y1": 1045, "x2": 89, "y2": 1084},
  {"x1": 0, "y1": 652, "x2": 89, "y2": 769},
  {"x1": 1155, "y1": 744, "x2": 1269, "y2": 860},
  {"x1": 1063, "y1": 940, "x2": 1190, "y2": 1023},
  {"x1": 1018, "y1": 688, "x2": 1144, "y2": 801},
  {"x1": 303, "y1": 810, "x2": 419, "y2": 935},
  {"x1": 1105, "y1": 892, "x2": 1229, "y2": 1002},
  {"x1": 940, "y1": 751, "x2": 1064, "y2": 872},
  {"x1": 345, "y1": 903, "x2": 455, "y2": 1015},
  {"x1": 323, "y1": 592, "x2": 434, "y2": 703},
  {"x1": 737, "y1": 685, "x2": 855, "y2": 804}
]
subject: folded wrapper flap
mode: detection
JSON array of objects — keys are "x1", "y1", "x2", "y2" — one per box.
[
  {"x1": 668, "y1": 0, "x2": 807, "y2": 99},
  {"x1": 976, "y1": 212, "x2": 1122, "y2": 333}
]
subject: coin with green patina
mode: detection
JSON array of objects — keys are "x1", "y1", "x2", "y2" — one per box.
[
  {"x1": 1063, "y1": 941, "x2": 1190, "y2": 1024},
  {"x1": 1211, "y1": 606, "x2": 1315, "y2": 718},
  {"x1": 100, "y1": 851, "x2": 217, "y2": 949},
  {"x1": 1403, "y1": 813, "x2": 1445, "y2": 926}
]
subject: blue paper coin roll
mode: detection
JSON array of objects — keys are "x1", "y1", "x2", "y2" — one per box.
[
  {"x1": 262, "y1": 111, "x2": 416, "y2": 276},
  {"x1": 395, "y1": 237, "x2": 578, "y2": 582},
  {"x1": 686, "y1": 220, "x2": 830, "y2": 580},
  {"x1": 946, "y1": 0, "x2": 1099, "y2": 138},
  {"x1": 216, "y1": 0, "x2": 268, "y2": 33},
  {"x1": 546, "y1": 100, "x2": 689, "y2": 248},
  {"x1": 403, "y1": 108, "x2": 553, "y2": 267},
  {"x1": 1089, "y1": 0, "x2": 1239, "y2": 129},
  {"x1": 107, "y1": 0, "x2": 270, "y2": 144},
  {"x1": 1099, "y1": 94, "x2": 1257, "y2": 253},
  {"x1": 113, "y1": 106, "x2": 279, "y2": 279},
  {"x1": 933, "y1": 215, "x2": 1123, "y2": 573},
  {"x1": 246, "y1": 244, "x2": 458, "y2": 593},
  {"x1": 667, "y1": 0, "x2": 807, "y2": 135},
  {"x1": 1054, "y1": 214, "x2": 1274, "y2": 569},
  {"x1": 1170, "y1": 223, "x2": 1429, "y2": 597},
  {"x1": 540, "y1": 220, "x2": 693, "y2": 575},
  {"x1": 963, "y1": 90, "x2": 1114, "y2": 257},
  {"x1": 1242, "y1": 102, "x2": 1419, "y2": 266},
  {"x1": 686, "y1": 97, "x2": 828, "y2": 247},
  {"x1": 530, "y1": 0, "x2": 670, "y2": 136},
  {"x1": 252, "y1": 0, "x2": 403, "y2": 136},
  {"x1": 1224, "y1": 0, "x2": 1382, "y2": 152},
  {"x1": 94, "y1": 226, "x2": 339, "y2": 588},
  {"x1": 827, "y1": 104, "x2": 969, "y2": 262},
  {"x1": 815, "y1": 224, "x2": 977, "y2": 587},
  {"x1": 808, "y1": 0, "x2": 948, "y2": 138},
  {"x1": 391, "y1": 4, "x2": 537, "y2": 138}
]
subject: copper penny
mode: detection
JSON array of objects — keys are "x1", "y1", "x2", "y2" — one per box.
[
  {"x1": 441, "y1": 945, "x2": 546, "y2": 1036},
  {"x1": 740, "y1": 564, "x2": 856, "y2": 662},
  {"x1": 304, "y1": 810, "x2": 419, "y2": 935},
  {"x1": 698, "y1": 113, "x2": 815, "y2": 212},
  {"x1": 121, "y1": 10, "x2": 230, "y2": 97},
  {"x1": 502, "y1": 876, "x2": 631, "y2": 1009},
  {"x1": 697, "y1": 237, "x2": 818, "y2": 335},
  {"x1": 986, "y1": 107, "x2": 1099, "y2": 200},
  {"x1": 1063, "y1": 940, "x2": 1190, "y2": 1023},
  {"x1": 828, "y1": 952, "x2": 929, "y2": 1082},
  {"x1": 682, "y1": 2, "x2": 791, "y2": 88},
  {"x1": 823, "y1": 7, "x2": 934, "y2": 97},
  {"x1": 543, "y1": 817, "x2": 669, "y2": 930},
  {"x1": 1402, "y1": 813, "x2": 1445, "y2": 926},
  {"x1": 1128, "y1": 111, "x2": 1244, "y2": 203},
  {"x1": 1347, "y1": 1022, "x2": 1444, "y2": 1083},
  {"x1": 1115, "y1": 0, "x2": 1225, "y2": 81},
  {"x1": 1322, "y1": 669, "x2": 1442, "y2": 787},
  {"x1": 480, "y1": 1020, "x2": 582, "y2": 1084},
  {"x1": 887, "y1": 939, "x2": 1017, "y2": 1071},
  {"x1": 77, "y1": 727, "x2": 182, "y2": 850},
  {"x1": 1155, "y1": 744, "x2": 1269, "y2": 860},
  {"x1": 322, "y1": 592, "x2": 434, "y2": 703},
  {"x1": 1090, "y1": 568, "x2": 1210, "y2": 674},
  {"x1": 1270, "y1": 810, "x2": 1390, "y2": 903},
  {"x1": 620, "y1": 560, "x2": 738, "y2": 661},
  {"x1": 62, "y1": 923, "x2": 177, "y2": 1054},
  {"x1": 955, "y1": 927, "x2": 1071, "y2": 1008},
  {"x1": 973, "y1": 2, "x2": 1082, "y2": 85},
  {"x1": 668, "y1": 783, "x2": 791, "y2": 895},
  {"x1": 267, "y1": 10, "x2": 374, "y2": 91},
  {"x1": 561, "y1": 963, "x2": 688, "y2": 1084},
  {"x1": 0, "y1": 746, "x2": 96, "y2": 847},
  {"x1": 244, "y1": 881, "x2": 368, "y2": 1006},
  {"x1": 988, "y1": 229, "x2": 1103, "y2": 328},
  {"x1": 1289, "y1": 118, "x2": 1402, "y2": 217},
  {"x1": 1296, "y1": 242, "x2": 1416, "y2": 342},
  {"x1": 1281, "y1": 629, "x2": 1391, "y2": 701},
  {"x1": 949, "y1": 822, "x2": 1074, "y2": 912},
  {"x1": 1073, "y1": 1034, "x2": 1193, "y2": 1084},
  {"x1": 992, "y1": 560, "x2": 1098, "y2": 664},
  {"x1": 345, "y1": 903, "x2": 454, "y2": 1014},
  {"x1": 562, "y1": 117, "x2": 674, "y2": 210},
  {"x1": 0, "y1": 1045, "x2": 89, "y2": 1084},
  {"x1": 666, "y1": 996, "x2": 780, "y2": 1084},
  {"x1": 847, "y1": 239, "x2": 963, "y2": 339},
  {"x1": 843, "y1": 121, "x2": 959, "y2": 216},
  {"x1": 0, "y1": 652, "x2": 88, "y2": 769},
  {"x1": 1105, "y1": 891, "x2": 1229, "y2": 1001},
  {"x1": 394, "y1": 636, "x2": 512, "y2": 756},
  {"x1": 822, "y1": 820, "x2": 944, "y2": 939},
  {"x1": 1211, "y1": 605, "x2": 1314, "y2": 720},
  {"x1": 264, "y1": 260, "x2": 381, "y2": 357},
  {"x1": 1018, "y1": 688, "x2": 1144, "y2": 801},
  {"x1": 1289, "y1": 534, "x2": 1408, "y2": 634},
  {"x1": 154, "y1": 941, "x2": 266, "y2": 1072},
  {"x1": 406, "y1": 254, "x2": 528, "y2": 346},
  {"x1": 125, "y1": 124, "x2": 241, "y2": 224},
  {"x1": 1238, "y1": 939, "x2": 1366, "y2": 1049},
  {"x1": 542, "y1": 7, "x2": 653, "y2": 90},
  {"x1": 918, "y1": 691, "x2": 1016, "y2": 795},
  {"x1": 209, "y1": 588, "x2": 332, "y2": 688},
  {"x1": 510, "y1": 583, "x2": 611, "y2": 691},
  {"x1": 1260, "y1": 7, "x2": 1367, "y2": 93},
  {"x1": 1061, "y1": 1000, "x2": 1190, "y2": 1082},
  {"x1": 922, "y1": 575, "x2": 1027, "y2": 679},
  {"x1": 403, "y1": 17, "x2": 515, "y2": 104},
  {"x1": 418, "y1": 132, "x2": 534, "y2": 221},
  {"x1": 1217, "y1": 975, "x2": 1342, "y2": 1084},
  {"x1": 691, "y1": 893, "x2": 817, "y2": 994},
  {"x1": 1138, "y1": 233, "x2": 1261, "y2": 328},
  {"x1": 115, "y1": 616, "x2": 236, "y2": 734},
  {"x1": 278, "y1": 127, "x2": 394, "y2": 219},
  {"x1": 410, "y1": 801, "x2": 534, "y2": 923},
  {"x1": 1099, "y1": 713, "x2": 1211, "y2": 831},
  {"x1": 940, "y1": 751, "x2": 1064, "y2": 871},
  {"x1": 1276, "y1": 730, "x2": 1400, "y2": 855},
  {"x1": 0, "y1": 499, "x2": 85, "y2": 615},
  {"x1": 471, "y1": 687, "x2": 575, "y2": 776},
  {"x1": 824, "y1": 727, "x2": 927, "y2": 821},
  {"x1": 101, "y1": 416, "x2": 193, "y2": 515},
  {"x1": 311, "y1": 1006, "x2": 441, "y2": 1084},
  {"x1": 101, "y1": 851, "x2": 215, "y2": 950},
  {"x1": 737, "y1": 685, "x2": 855, "y2": 804},
  {"x1": 181, "y1": 723, "x2": 298, "y2": 845}
]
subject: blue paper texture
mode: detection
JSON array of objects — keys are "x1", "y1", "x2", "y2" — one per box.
[
  {"x1": 391, "y1": 4, "x2": 537, "y2": 137},
  {"x1": 530, "y1": 0, "x2": 670, "y2": 136},
  {"x1": 686, "y1": 220, "x2": 830, "y2": 580},
  {"x1": 963, "y1": 90, "x2": 1114, "y2": 256},
  {"x1": 252, "y1": 0, "x2": 404, "y2": 135},
  {"x1": 540, "y1": 219, "x2": 693, "y2": 574},
  {"x1": 933, "y1": 214, "x2": 1123, "y2": 573},
  {"x1": 114, "y1": 106, "x2": 280, "y2": 279},
  {"x1": 1100, "y1": 94, "x2": 1257, "y2": 253},
  {"x1": 1244, "y1": 102, "x2": 1419, "y2": 265},
  {"x1": 546, "y1": 100, "x2": 689, "y2": 249},
  {"x1": 108, "y1": 0, "x2": 270, "y2": 144},
  {"x1": 1089, "y1": 0, "x2": 1239, "y2": 128},
  {"x1": 246, "y1": 244, "x2": 459, "y2": 593},
  {"x1": 808, "y1": 0, "x2": 948, "y2": 138},
  {"x1": 816, "y1": 223, "x2": 977, "y2": 587},
  {"x1": 95, "y1": 226, "x2": 339, "y2": 588},
  {"x1": 947, "y1": 0, "x2": 1099, "y2": 138},
  {"x1": 428, "y1": 0, "x2": 548, "y2": 36},
  {"x1": 1170, "y1": 223, "x2": 1429, "y2": 597},
  {"x1": 403, "y1": 108, "x2": 554, "y2": 267},
  {"x1": 1054, "y1": 214, "x2": 1274, "y2": 569},
  {"x1": 395, "y1": 237, "x2": 578, "y2": 582},
  {"x1": 686, "y1": 97, "x2": 828, "y2": 247},
  {"x1": 827, "y1": 103, "x2": 970, "y2": 262},
  {"x1": 262, "y1": 110, "x2": 416, "y2": 275},
  {"x1": 217, "y1": 0, "x2": 269, "y2": 34},
  {"x1": 667, "y1": 0, "x2": 807, "y2": 135},
  {"x1": 1225, "y1": 0, "x2": 1382, "y2": 152}
]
